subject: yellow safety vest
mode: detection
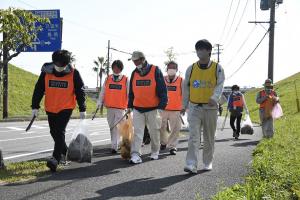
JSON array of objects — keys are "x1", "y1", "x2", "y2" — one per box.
[{"x1": 189, "y1": 61, "x2": 217, "y2": 103}]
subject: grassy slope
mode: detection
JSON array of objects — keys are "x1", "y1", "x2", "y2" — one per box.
[
  {"x1": 0, "y1": 64, "x2": 97, "y2": 119},
  {"x1": 212, "y1": 73, "x2": 300, "y2": 200}
]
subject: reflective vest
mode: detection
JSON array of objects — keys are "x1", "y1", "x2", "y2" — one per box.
[
  {"x1": 230, "y1": 92, "x2": 244, "y2": 112},
  {"x1": 165, "y1": 76, "x2": 182, "y2": 111},
  {"x1": 189, "y1": 61, "x2": 217, "y2": 103},
  {"x1": 104, "y1": 75, "x2": 128, "y2": 109},
  {"x1": 44, "y1": 69, "x2": 76, "y2": 113},
  {"x1": 132, "y1": 65, "x2": 159, "y2": 108},
  {"x1": 259, "y1": 90, "x2": 275, "y2": 108}
]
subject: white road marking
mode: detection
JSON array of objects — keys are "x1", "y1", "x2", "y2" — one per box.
[
  {"x1": 3, "y1": 138, "x2": 111, "y2": 160},
  {"x1": 5, "y1": 127, "x2": 24, "y2": 131},
  {"x1": 31, "y1": 125, "x2": 48, "y2": 129}
]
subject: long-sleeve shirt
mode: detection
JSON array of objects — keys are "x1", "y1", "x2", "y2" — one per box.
[
  {"x1": 128, "y1": 63, "x2": 168, "y2": 113},
  {"x1": 182, "y1": 60, "x2": 225, "y2": 110},
  {"x1": 31, "y1": 63, "x2": 86, "y2": 112}
]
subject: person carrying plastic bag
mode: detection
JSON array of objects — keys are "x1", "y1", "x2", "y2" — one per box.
[
  {"x1": 256, "y1": 79, "x2": 280, "y2": 138},
  {"x1": 67, "y1": 119, "x2": 93, "y2": 163}
]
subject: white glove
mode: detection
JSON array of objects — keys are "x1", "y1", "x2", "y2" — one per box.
[
  {"x1": 80, "y1": 112, "x2": 86, "y2": 119},
  {"x1": 32, "y1": 109, "x2": 39, "y2": 118},
  {"x1": 96, "y1": 99, "x2": 102, "y2": 108}
]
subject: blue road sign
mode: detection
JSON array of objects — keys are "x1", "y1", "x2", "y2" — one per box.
[{"x1": 22, "y1": 10, "x2": 62, "y2": 52}]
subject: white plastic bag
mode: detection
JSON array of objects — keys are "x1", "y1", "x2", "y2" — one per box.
[
  {"x1": 67, "y1": 120, "x2": 93, "y2": 163},
  {"x1": 272, "y1": 103, "x2": 283, "y2": 119},
  {"x1": 241, "y1": 114, "x2": 254, "y2": 135}
]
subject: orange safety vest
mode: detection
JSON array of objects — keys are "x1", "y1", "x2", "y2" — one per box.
[
  {"x1": 44, "y1": 70, "x2": 76, "y2": 113},
  {"x1": 164, "y1": 76, "x2": 182, "y2": 111},
  {"x1": 132, "y1": 65, "x2": 159, "y2": 108},
  {"x1": 104, "y1": 75, "x2": 128, "y2": 109},
  {"x1": 232, "y1": 93, "x2": 243, "y2": 108},
  {"x1": 259, "y1": 90, "x2": 275, "y2": 109}
]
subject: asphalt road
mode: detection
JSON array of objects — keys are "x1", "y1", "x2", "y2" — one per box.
[{"x1": 0, "y1": 116, "x2": 262, "y2": 200}]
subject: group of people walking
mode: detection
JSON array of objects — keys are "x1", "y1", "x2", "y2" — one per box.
[{"x1": 31, "y1": 39, "x2": 279, "y2": 173}]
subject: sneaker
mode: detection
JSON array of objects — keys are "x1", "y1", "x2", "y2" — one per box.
[
  {"x1": 233, "y1": 130, "x2": 236, "y2": 138},
  {"x1": 47, "y1": 157, "x2": 58, "y2": 172},
  {"x1": 60, "y1": 154, "x2": 71, "y2": 166},
  {"x1": 150, "y1": 152, "x2": 159, "y2": 160},
  {"x1": 111, "y1": 149, "x2": 117, "y2": 154},
  {"x1": 129, "y1": 154, "x2": 142, "y2": 164},
  {"x1": 169, "y1": 148, "x2": 177, "y2": 155},
  {"x1": 203, "y1": 163, "x2": 212, "y2": 171},
  {"x1": 160, "y1": 144, "x2": 167, "y2": 150},
  {"x1": 184, "y1": 164, "x2": 197, "y2": 174}
]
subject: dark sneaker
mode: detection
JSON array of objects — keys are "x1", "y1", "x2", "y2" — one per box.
[
  {"x1": 233, "y1": 130, "x2": 236, "y2": 138},
  {"x1": 47, "y1": 157, "x2": 58, "y2": 172},
  {"x1": 111, "y1": 149, "x2": 117, "y2": 154},
  {"x1": 160, "y1": 144, "x2": 167, "y2": 150},
  {"x1": 170, "y1": 148, "x2": 177, "y2": 155}
]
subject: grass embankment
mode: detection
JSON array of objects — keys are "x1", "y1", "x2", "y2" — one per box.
[
  {"x1": 0, "y1": 64, "x2": 98, "y2": 119},
  {"x1": 212, "y1": 73, "x2": 300, "y2": 200}
]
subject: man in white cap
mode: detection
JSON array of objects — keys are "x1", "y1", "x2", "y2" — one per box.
[
  {"x1": 128, "y1": 51, "x2": 168, "y2": 164},
  {"x1": 182, "y1": 39, "x2": 225, "y2": 174}
]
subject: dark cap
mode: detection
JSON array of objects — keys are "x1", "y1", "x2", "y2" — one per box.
[{"x1": 195, "y1": 39, "x2": 212, "y2": 51}]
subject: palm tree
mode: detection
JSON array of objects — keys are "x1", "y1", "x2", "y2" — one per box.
[{"x1": 93, "y1": 57, "x2": 105, "y2": 90}]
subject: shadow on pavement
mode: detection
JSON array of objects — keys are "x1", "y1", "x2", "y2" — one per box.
[
  {"x1": 83, "y1": 174, "x2": 195, "y2": 200},
  {"x1": 231, "y1": 140, "x2": 259, "y2": 147},
  {"x1": 215, "y1": 138, "x2": 250, "y2": 143}
]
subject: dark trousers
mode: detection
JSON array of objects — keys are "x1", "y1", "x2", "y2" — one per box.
[
  {"x1": 47, "y1": 109, "x2": 72, "y2": 162},
  {"x1": 230, "y1": 113, "x2": 242, "y2": 136}
]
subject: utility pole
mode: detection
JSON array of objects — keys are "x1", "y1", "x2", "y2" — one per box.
[
  {"x1": 213, "y1": 44, "x2": 223, "y2": 63},
  {"x1": 107, "y1": 40, "x2": 110, "y2": 76},
  {"x1": 2, "y1": 32, "x2": 8, "y2": 119},
  {"x1": 268, "y1": 0, "x2": 276, "y2": 81}
]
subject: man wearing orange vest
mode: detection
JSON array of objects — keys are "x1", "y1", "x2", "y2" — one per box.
[
  {"x1": 160, "y1": 61, "x2": 183, "y2": 155},
  {"x1": 256, "y1": 79, "x2": 279, "y2": 138},
  {"x1": 128, "y1": 51, "x2": 168, "y2": 164},
  {"x1": 97, "y1": 60, "x2": 128, "y2": 153},
  {"x1": 227, "y1": 85, "x2": 249, "y2": 139},
  {"x1": 31, "y1": 50, "x2": 86, "y2": 172},
  {"x1": 182, "y1": 39, "x2": 225, "y2": 174}
]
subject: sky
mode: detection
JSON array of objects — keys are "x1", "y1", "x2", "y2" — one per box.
[{"x1": 1, "y1": 0, "x2": 299, "y2": 88}]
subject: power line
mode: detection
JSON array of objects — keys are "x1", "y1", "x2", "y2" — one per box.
[
  {"x1": 226, "y1": 28, "x2": 269, "y2": 80},
  {"x1": 224, "y1": 25, "x2": 256, "y2": 67},
  {"x1": 224, "y1": 0, "x2": 250, "y2": 49},
  {"x1": 223, "y1": 0, "x2": 241, "y2": 44},
  {"x1": 218, "y1": 0, "x2": 234, "y2": 43}
]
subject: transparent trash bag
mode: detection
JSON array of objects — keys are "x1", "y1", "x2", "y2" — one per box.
[
  {"x1": 241, "y1": 114, "x2": 254, "y2": 135},
  {"x1": 67, "y1": 120, "x2": 93, "y2": 163},
  {"x1": 272, "y1": 103, "x2": 283, "y2": 119}
]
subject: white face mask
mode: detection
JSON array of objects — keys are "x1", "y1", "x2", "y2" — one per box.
[
  {"x1": 54, "y1": 65, "x2": 67, "y2": 72},
  {"x1": 167, "y1": 69, "x2": 177, "y2": 76},
  {"x1": 113, "y1": 72, "x2": 120, "y2": 76},
  {"x1": 136, "y1": 64, "x2": 143, "y2": 69},
  {"x1": 196, "y1": 50, "x2": 210, "y2": 60}
]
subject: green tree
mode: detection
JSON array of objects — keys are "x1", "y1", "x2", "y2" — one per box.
[
  {"x1": 0, "y1": 7, "x2": 49, "y2": 118},
  {"x1": 93, "y1": 56, "x2": 105, "y2": 90},
  {"x1": 164, "y1": 47, "x2": 177, "y2": 66}
]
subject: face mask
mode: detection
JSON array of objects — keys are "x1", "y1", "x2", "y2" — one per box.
[
  {"x1": 167, "y1": 69, "x2": 177, "y2": 76},
  {"x1": 136, "y1": 64, "x2": 143, "y2": 70},
  {"x1": 196, "y1": 50, "x2": 210, "y2": 60},
  {"x1": 113, "y1": 72, "x2": 120, "y2": 76},
  {"x1": 54, "y1": 65, "x2": 67, "y2": 72}
]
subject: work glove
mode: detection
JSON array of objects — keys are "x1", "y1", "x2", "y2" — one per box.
[
  {"x1": 80, "y1": 112, "x2": 86, "y2": 119},
  {"x1": 32, "y1": 109, "x2": 39, "y2": 118}
]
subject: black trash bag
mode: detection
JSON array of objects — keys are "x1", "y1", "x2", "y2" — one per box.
[
  {"x1": 241, "y1": 115, "x2": 254, "y2": 135},
  {"x1": 67, "y1": 120, "x2": 93, "y2": 163}
]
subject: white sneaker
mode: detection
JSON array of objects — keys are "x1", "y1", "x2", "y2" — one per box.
[
  {"x1": 203, "y1": 163, "x2": 212, "y2": 171},
  {"x1": 129, "y1": 154, "x2": 142, "y2": 164},
  {"x1": 150, "y1": 152, "x2": 159, "y2": 160},
  {"x1": 184, "y1": 164, "x2": 197, "y2": 174}
]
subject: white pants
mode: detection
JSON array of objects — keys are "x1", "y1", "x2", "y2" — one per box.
[
  {"x1": 107, "y1": 108, "x2": 125, "y2": 150},
  {"x1": 131, "y1": 109, "x2": 162, "y2": 156},
  {"x1": 259, "y1": 109, "x2": 274, "y2": 138},
  {"x1": 160, "y1": 110, "x2": 182, "y2": 148},
  {"x1": 186, "y1": 105, "x2": 218, "y2": 167}
]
